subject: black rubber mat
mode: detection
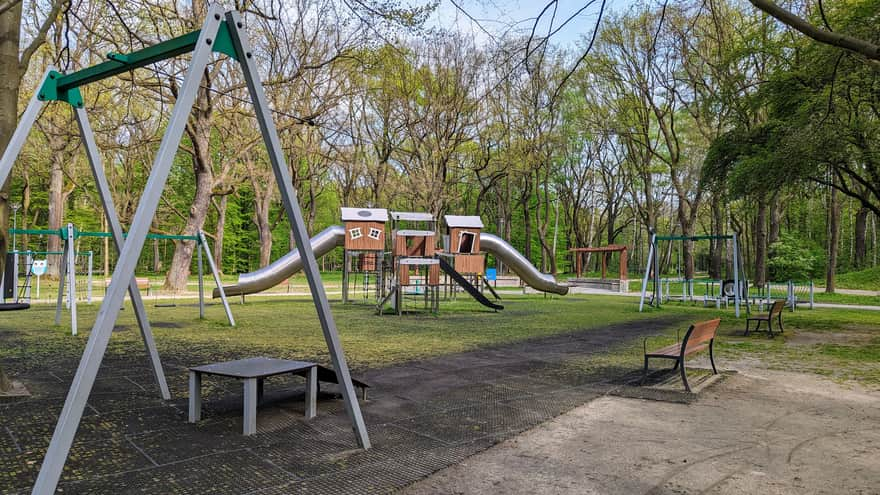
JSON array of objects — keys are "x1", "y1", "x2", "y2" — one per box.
[{"x1": 0, "y1": 316, "x2": 691, "y2": 494}]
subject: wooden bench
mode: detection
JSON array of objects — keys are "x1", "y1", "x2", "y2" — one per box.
[
  {"x1": 643, "y1": 318, "x2": 721, "y2": 392},
  {"x1": 105, "y1": 277, "x2": 152, "y2": 295},
  {"x1": 745, "y1": 299, "x2": 784, "y2": 337}
]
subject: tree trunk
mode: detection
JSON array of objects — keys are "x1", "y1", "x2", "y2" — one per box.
[
  {"x1": 826, "y1": 181, "x2": 841, "y2": 293},
  {"x1": 755, "y1": 197, "x2": 768, "y2": 287},
  {"x1": 854, "y1": 206, "x2": 868, "y2": 269},
  {"x1": 769, "y1": 192, "x2": 783, "y2": 246},
  {"x1": 677, "y1": 206, "x2": 695, "y2": 280},
  {"x1": 163, "y1": 0, "x2": 214, "y2": 291},
  {"x1": 710, "y1": 193, "x2": 724, "y2": 279},
  {"x1": 45, "y1": 141, "x2": 68, "y2": 278},
  {"x1": 255, "y1": 192, "x2": 273, "y2": 268},
  {"x1": 520, "y1": 185, "x2": 532, "y2": 262},
  {"x1": 164, "y1": 165, "x2": 213, "y2": 290},
  {"x1": 0, "y1": 0, "x2": 24, "y2": 285},
  {"x1": 213, "y1": 195, "x2": 227, "y2": 273}
]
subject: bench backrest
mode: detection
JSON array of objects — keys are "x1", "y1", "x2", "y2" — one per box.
[
  {"x1": 769, "y1": 299, "x2": 785, "y2": 316},
  {"x1": 683, "y1": 318, "x2": 721, "y2": 351}
]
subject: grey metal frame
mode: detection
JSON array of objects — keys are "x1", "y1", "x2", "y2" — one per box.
[
  {"x1": 53, "y1": 224, "x2": 76, "y2": 335},
  {"x1": 199, "y1": 230, "x2": 235, "y2": 326},
  {"x1": 226, "y1": 9, "x2": 369, "y2": 448},
  {"x1": 0, "y1": 8, "x2": 369, "y2": 494}
]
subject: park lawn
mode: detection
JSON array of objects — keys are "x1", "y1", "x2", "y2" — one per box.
[
  {"x1": 0, "y1": 294, "x2": 680, "y2": 375},
  {"x1": 836, "y1": 266, "x2": 880, "y2": 291},
  {"x1": 1, "y1": 293, "x2": 878, "y2": 389}
]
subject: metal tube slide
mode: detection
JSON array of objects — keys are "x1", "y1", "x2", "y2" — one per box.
[
  {"x1": 480, "y1": 233, "x2": 568, "y2": 295},
  {"x1": 214, "y1": 225, "x2": 345, "y2": 298}
]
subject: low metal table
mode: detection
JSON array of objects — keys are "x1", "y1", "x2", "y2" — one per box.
[{"x1": 188, "y1": 357, "x2": 318, "y2": 435}]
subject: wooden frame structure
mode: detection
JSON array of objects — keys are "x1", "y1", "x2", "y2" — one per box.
[{"x1": 570, "y1": 245, "x2": 628, "y2": 280}]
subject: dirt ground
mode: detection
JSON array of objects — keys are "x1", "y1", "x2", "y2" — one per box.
[{"x1": 402, "y1": 368, "x2": 880, "y2": 494}]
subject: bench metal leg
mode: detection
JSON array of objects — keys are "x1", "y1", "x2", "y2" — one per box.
[
  {"x1": 305, "y1": 366, "x2": 317, "y2": 420},
  {"x1": 642, "y1": 355, "x2": 649, "y2": 383},
  {"x1": 709, "y1": 341, "x2": 718, "y2": 375},
  {"x1": 680, "y1": 361, "x2": 691, "y2": 393},
  {"x1": 188, "y1": 371, "x2": 201, "y2": 423},
  {"x1": 243, "y1": 378, "x2": 258, "y2": 435}
]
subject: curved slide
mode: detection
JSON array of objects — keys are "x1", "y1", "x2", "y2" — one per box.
[
  {"x1": 216, "y1": 227, "x2": 568, "y2": 297},
  {"x1": 214, "y1": 225, "x2": 345, "y2": 298},
  {"x1": 479, "y1": 233, "x2": 569, "y2": 295}
]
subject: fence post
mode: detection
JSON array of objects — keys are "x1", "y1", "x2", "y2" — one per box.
[
  {"x1": 87, "y1": 251, "x2": 93, "y2": 304},
  {"x1": 808, "y1": 280, "x2": 814, "y2": 309},
  {"x1": 788, "y1": 280, "x2": 795, "y2": 312}
]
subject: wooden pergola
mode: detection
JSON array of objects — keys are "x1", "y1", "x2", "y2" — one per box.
[{"x1": 570, "y1": 245, "x2": 628, "y2": 280}]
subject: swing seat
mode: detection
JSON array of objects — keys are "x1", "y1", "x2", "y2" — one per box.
[{"x1": 0, "y1": 302, "x2": 30, "y2": 311}]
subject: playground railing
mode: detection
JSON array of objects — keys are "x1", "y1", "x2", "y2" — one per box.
[{"x1": 749, "y1": 280, "x2": 814, "y2": 311}]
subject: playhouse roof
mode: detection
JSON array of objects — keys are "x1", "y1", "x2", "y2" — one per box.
[
  {"x1": 341, "y1": 207, "x2": 388, "y2": 222},
  {"x1": 444, "y1": 215, "x2": 484, "y2": 229},
  {"x1": 390, "y1": 211, "x2": 434, "y2": 222}
]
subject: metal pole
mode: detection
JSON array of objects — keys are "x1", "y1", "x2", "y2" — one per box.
[
  {"x1": 74, "y1": 107, "x2": 170, "y2": 400},
  {"x1": 342, "y1": 250, "x2": 350, "y2": 304},
  {"x1": 11, "y1": 203, "x2": 19, "y2": 252},
  {"x1": 24, "y1": 252, "x2": 32, "y2": 300},
  {"x1": 30, "y1": 11, "x2": 224, "y2": 493},
  {"x1": 639, "y1": 233, "x2": 654, "y2": 312},
  {"x1": 12, "y1": 249, "x2": 18, "y2": 302},
  {"x1": 55, "y1": 239, "x2": 67, "y2": 326},
  {"x1": 227, "y1": 10, "x2": 370, "y2": 449},
  {"x1": 198, "y1": 231, "x2": 234, "y2": 326},
  {"x1": 810, "y1": 280, "x2": 814, "y2": 309},
  {"x1": 653, "y1": 234, "x2": 661, "y2": 308},
  {"x1": 733, "y1": 233, "x2": 740, "y2": 318},
  {"x1": 87, "y1": 251, "x2": 93, "y2": 303},
  {"x1": 66, "y1": 224, "x2": 78, "y2": 336},
  {"x1": 197, "y1": 237, "x2": 205, "y2": 320}
]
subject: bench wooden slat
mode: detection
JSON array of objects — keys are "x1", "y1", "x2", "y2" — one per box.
[{"x1": 646, "y1": 342, "x2": 708, "y2": 358}]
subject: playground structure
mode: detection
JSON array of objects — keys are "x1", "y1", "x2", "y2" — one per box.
[
  {"x1": 437, "y1": 215, "x2": 503, "y2": 311},
  {"x1": 0, "y1": 7, "x2": 369, "y2": 493},
  {"x1": 5, "y1": 224, "x2": 235, "y2": 334},
  {"x1": 218, "y1": 209, "x2": 567, "y2": 313},
  {"x1": 381, "y1": 211, "x2": 441, "y2": 314},
  {"x1": 568, "y1": 245, "x2": 628, "y2": 293},
  {"x1": 341, "y1": 208, "x2": 387, "y2": 305},
  {"x1": 639, "y1": 232, "x2": 746, "y2": 317}
]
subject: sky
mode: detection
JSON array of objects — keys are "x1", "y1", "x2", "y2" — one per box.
[{"x1": 427, "y1": 0, "x2": 636, "y2": 48}]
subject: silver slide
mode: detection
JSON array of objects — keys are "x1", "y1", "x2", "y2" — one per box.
[
  {"x1": 480, "y1": 233, "x2": 569, "y2": 295},
  {"x1": 214, "y1": 225, "x2": 345, "y2": 297},
  {"x1": 217, "y1": 227, "x2": 568, "y2": 297}
]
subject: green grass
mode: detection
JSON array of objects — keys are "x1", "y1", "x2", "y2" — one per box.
[
  {"x1": 836, "y1": 266, "x2": 880, "y2": 291},
  {"x1": 1, "y1": 294, "x2": 678, "y2": 372},
  {"x1": 2, "y1": 290, "x2": 879, "y2": 389}
]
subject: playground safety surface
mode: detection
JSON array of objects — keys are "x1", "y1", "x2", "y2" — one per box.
[{"x1": 0, "y1": 316, "x2": 689, "y2": 494}]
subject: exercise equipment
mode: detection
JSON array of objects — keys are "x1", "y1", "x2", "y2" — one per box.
[{"x1": 0, "y1": 7, "x2": 368, "y2": 493}]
